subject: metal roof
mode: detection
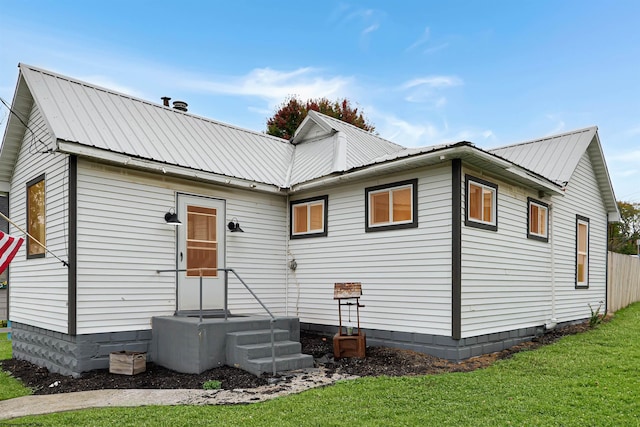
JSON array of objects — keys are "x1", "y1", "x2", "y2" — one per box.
[
  {"x1": 288, "y1": 110, "x2": 404, "y2": 185},
  {"x1": 489, "y1": 127, "x2": 597, "y2": 187},
  {"x1": 0, "y1": 65, "x2": 619, "y2": 218},
  {"x1": 490, "y1": 126, "x2": 619, "y2": 219},
  {"x1": 18, "y1": 64, "x2": 294, "y2": 188},
  {"x1": 306, "y1": 111, "x2": 405, "y2": 169}
]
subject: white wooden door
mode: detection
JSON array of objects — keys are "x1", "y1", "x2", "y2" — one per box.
[{"x1": 177, "y1": 194, "x2": 226, "y2": 311}]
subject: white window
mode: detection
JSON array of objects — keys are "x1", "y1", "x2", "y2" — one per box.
[
  {"x1": 291, "y1": 196, "x2": 327, "y2": 238},
  {"x1": 365, "y1": 179, "x2": 418, "y2": 232},
  {"x1": 465, "y1": 176, "x2": 498, "y2": 231},
  {"x1": 528, "y1": 198, "x2": 549, "y2": 242},
  {"x1": 576, "y1": 216, "x2": 589, "y2": 288}
]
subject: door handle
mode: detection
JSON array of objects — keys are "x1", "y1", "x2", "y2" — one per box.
[{"x1": 180, "y1": 252, "x2": 183, "y2": 262}]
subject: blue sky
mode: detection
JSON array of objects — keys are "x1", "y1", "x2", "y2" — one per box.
[{"x1": 1, "y1": 0, "x2": 639, "y2": 202}]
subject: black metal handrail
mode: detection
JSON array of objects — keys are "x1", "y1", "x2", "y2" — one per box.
[{"x1": 156, "y1": 267, "x2": 278, "y2": 375}]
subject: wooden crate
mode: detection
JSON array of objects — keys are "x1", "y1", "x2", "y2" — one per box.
[{"x1": 109, "y1": 351, "x2": 147, "y2": 375}]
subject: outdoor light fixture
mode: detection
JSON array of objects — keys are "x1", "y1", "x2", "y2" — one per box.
[
  {"x1": 228, "y1": 217, "x2": 244, "y2": 232},
  {"x1": 164, "y1": 208, "x2": 182, "y2": 226}
]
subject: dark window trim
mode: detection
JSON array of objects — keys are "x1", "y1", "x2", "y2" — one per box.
[
  {"x1": 527, "y1": 198, "x2": 549, "y2": 243},
  {"x1": 452, "y1": 160, "x2": 462, "y2": 340},
  {"x1": 464, "y1": 174, "x2": 498, "y2": 232},
  {"x1": 289, "y1": 195, "x2": 328, "y2": 239},
  {"x1": 26, "y1": 173, "x2": 46, "y2": 259},
  {"x1": 575, "y1": 215, "x2": 590, "y2": 289},
  {"x1": 364, "y1": 178, "x2": 418, "y2": 233},
  {"x1": 68, "y1": 156, "x2": 77, "y2": 336}
]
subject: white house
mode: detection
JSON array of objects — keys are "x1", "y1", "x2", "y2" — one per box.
[{"x1": 0, "y1": 64, "x2": 619, "y2": 375}]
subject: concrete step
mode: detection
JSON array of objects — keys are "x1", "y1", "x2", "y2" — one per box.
[
  {"x1": 226, "y1": 329, "x2": 290, "y2": 346},
  {"x1": 234, "y1": 340, "x2": 302, "y2": 361},
  {"x1": 242, "y1": 353, "x2": 314, "y2": 376}
]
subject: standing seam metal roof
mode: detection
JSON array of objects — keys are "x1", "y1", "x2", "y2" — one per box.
[
  {"x1": 19, "y1": 64, "x2": 294, "y2": 187},
  {"x1": 3, "y1": 64, "x2": 616, "y2": 213},
  {"x1": 489, "y1": 127, "x2": 597, "y2": 187}
]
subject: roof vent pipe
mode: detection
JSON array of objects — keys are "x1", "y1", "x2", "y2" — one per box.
[
  {"x1": 161, "y1": 97, "x2": 171, "y2": 107},
  {"x1": 173, "y1": 100, "x2": 188, "y2": 112}
]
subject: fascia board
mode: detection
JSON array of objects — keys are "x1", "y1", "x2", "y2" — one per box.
[
  {"x1": 56, "y1": 140, "x2": 284, "y2": 195},
  {"x1": 291, "y1": 144, "x2": 564, "y2": 195}
]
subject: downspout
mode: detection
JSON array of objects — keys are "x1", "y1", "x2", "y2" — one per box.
[
  {"x1": 285, "y1": 194, "x2": 290, "y2": 317},
  {"x1": 546, "y1": 202, "x2": 557, "y2": 330}
]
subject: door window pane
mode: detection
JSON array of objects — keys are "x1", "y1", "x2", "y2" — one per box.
[{"x1": 187, "y1": 206, "x2": 217, "y2": 277}]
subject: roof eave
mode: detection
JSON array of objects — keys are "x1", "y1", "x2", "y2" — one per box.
[
  {"x1": 290, "y1": 144, "x2": 564, "y2": 195},
  {"x1": 590, "y1": 132, "x2": 620, "y2": 222},
  {"x1": 56, "y1": 140, "x2": 285, "y2": 195},
  {"x1": 292, "y1": 111, "x2": 335, "y2": 144}
]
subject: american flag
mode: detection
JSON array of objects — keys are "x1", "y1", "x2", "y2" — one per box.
[{"x1": 0, "y1": 230, "x2": 24, "y2": 275}]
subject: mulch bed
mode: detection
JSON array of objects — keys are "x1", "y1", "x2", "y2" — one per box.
[{"x1": 0, "y1": 321, "x2": 593, "y2": 395}]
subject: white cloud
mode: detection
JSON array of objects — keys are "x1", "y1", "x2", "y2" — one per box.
[
  {"x1": 331, "y1": 5, "x2": 383, "y2": 42},
  {"x1": 402, "y1": 76, "x2": 463, "y2": 90},
  {"x1": 423, "y1": 43, "x2": 450, "y2": 54},
  {"x1": 611, "y1": 149, "x2": 640, "y2": 162},
  {"x1": 400, "y1": 75, "x2": 463, "y2": 105},
  {"x1": 616, "y1": 169, "x2": 638, "y2": 177},
  {"x1": 371, "y1": 106, "x2": 493, "y2": 148},
  {"x1": 544, "y1": 114, "x2": 566, "y2": 135},
  {"x1": 380, "y1": 115, "x2": 442, "y2": 147},
  {"x1": 435, "y1": 97, "x2": 447, "y2": 108},
  {"x1": 182, "y1": 67, "x2": 353, "y2": 107},
  {"x1": 362, "y1": 24, "x2": 380, "y2": 35},
  {"x1": 406, "y1": 27, "x2": 431, "y2": 51},
  {"x1": 406, "y1": 27, "x2": 449, "y2": 54},
  {"x1": 625, "y1": 125, "x2": 640, "y2": 136}
]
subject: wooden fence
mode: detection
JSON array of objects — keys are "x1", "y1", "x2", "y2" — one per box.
[
  {"x1": 0, "y1": 288, "x2": 6, "y2": 320},
  {"x1": 607, "y1": 252, "x2": 640, "y2": 313}
]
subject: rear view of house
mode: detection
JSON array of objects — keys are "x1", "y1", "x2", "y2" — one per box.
[{"x1": 0, "y1": 64, "x2": 619, "y2": 376}]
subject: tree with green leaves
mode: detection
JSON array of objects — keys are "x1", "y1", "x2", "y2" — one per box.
[
  {"x1": 266, "y1": 96, "x2": 375, "y2": 140},
  {"x1": 609, "y1": 201, "x2": 640, "y2": 254}
]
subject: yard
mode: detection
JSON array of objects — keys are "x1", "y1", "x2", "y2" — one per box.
[{"x1": 1, "y1": 302, "x2": 639, "y2": 425}]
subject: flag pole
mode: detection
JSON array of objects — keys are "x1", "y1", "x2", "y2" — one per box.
[{"x1": 0, "y1": 211, "x2": 69, "y2": 268}]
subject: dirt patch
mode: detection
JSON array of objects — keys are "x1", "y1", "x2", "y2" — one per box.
[{"x1": 0, "y1": 321, "x2": 593, "y2": 395}]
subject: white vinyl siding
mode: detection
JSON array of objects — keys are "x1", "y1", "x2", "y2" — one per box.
[
  {"x1": 461, "y1": 168, "x2": 552, "y2": 338},
  {"x1": 75, "y1": 160, "x2": 287, "y2": 334},
  {"x1": 288, "y1": 165, "x2": 452, "y2": 336},
  {"x1": 551, "y1": 149, "x2": 607, "y2": 321},
  {"x1": 8, "y1": 102, "x2": 69, "y2": 333}
]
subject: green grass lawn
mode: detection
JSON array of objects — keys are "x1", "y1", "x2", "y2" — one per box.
[
  {"x1": 0, "y1": 333, "x2": 32, "y2": 400},
  {"x1": 4, "y1": 303, "x2": 640, "y2": 426}
]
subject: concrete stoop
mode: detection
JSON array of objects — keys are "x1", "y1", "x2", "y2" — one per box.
[{"x1": 226, "y1": 329, "x2": 314, "y2": 376}]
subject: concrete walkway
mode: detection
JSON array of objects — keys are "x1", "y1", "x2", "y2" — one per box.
[
  {"x1": 0, "y1": 327, "x2": 10, "y2": 333},
  {"x1": 0, "y1": 368, "x2": 356, "y2": 421},
  {"x1": 0, "y1": 389, "x2": 210, "y2": 420}
]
